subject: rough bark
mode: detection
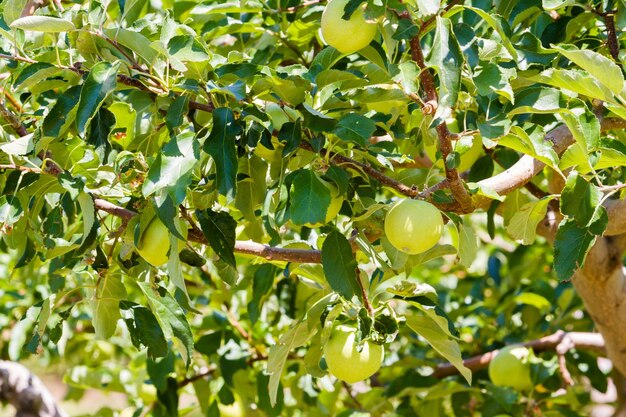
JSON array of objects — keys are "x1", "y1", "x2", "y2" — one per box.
[
  {"x1": 0, "y1": 361, "x2": 67, "y2": 417},
  {"x1": 571, "y1": 235, "x2": 626, "y2": 377}
]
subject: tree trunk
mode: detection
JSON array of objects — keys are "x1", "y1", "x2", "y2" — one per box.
[
  {"x1": 571, "y1": 235, "x2": 626, "y2": 377},
  {"x1": 0, "y1": 361, "x2": 67, "y2": 417}
]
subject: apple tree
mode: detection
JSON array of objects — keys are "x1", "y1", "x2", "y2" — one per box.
[{"x1": 1, "y1": 0, "x2": 626, "y2": 415}]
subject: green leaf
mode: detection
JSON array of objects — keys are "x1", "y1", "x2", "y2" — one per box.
[
  {"x1": 3, "y1": 0, "x2": 28, "y2": 24},
  {"x1": 509, "y1": 87, "x2": 566, "y2": 115},
  {"x1": 0, "y1": 134, "x2": 33, "y2": 156},
  {"x1": 91, "y1": 272, "x2": 126, "y2": 339},
  {"x1": 235, "y1": 154, "x2": 268, "y2": 221},
  {"x1": 321, "y1": 231, "x2": 359, "y2": 300},
  {"x1": 166, "y1": 95, "x2": 189, "y2": 132},
  {"x1": 267, "y1": 321, "x2": 314, "y2": 406},
  {"x1": 204, "y1": 107, "x2": 241, "y2": 200},
  {"x1": 456, "y1": 222, "x2": 478, "y2": 268},
  {"x1": 102, "y1": 27, "x2": 158, "y2": 66},
  {"x1": 464, "y1": 6, "x2": 518, "y2": 61},
  {"x1": 560, "y1": 171, "x2": 601, "y2": 227},
  {"x1": 138, "y1": 282, "x2": 194, "y2": 365},
  {"x1": 76, "y1": 61, "x2": 121, "y2": 136},
  {"x1": 143, "y1": 131, "x2": 199, "y2": 204},
  {"x1": 108, "y1": 102, "x2": 137, "y2": 148},
  {"x1": 554, "y1": 218, "x2": 596, "y2": 281},
  {"x1": 289, "y1": 170, "x2": 332, "y2": 226},
  {"x1": 409, "y1": 244, "x2": 458, "y2": 267},
  {"x1": 392, "y1": 18, "x2": 419, "y2": 40},
  {"x1": 514, "y1": 293, "x2": 551, "y2": 312},
  {"x1": 278, "y1": 120, "x2": 302, "y2": 156},
  {"x1": 497, "y1": 125, "x2": 560, "y2": 171},
  {"x1": 405, "y1": 314, "x2": 472, "y2": 385},
  {"x1": 196, "y1": 209, "x2": 237, "y2": 268},
  {"x1": 248, "y1": 264, "x2": 277, "y2": 325},
  {"x1": 76, "y1": 192, "x2": 95, "y2": 244},
  {"x1": 120, "y1": 301, "x2": 168, "y2": 358},
  {"x1": 425, "y1": 16, "x2": 463, "y2": 124},
  {"x1": 553, "y1": 44, "x2": 624, "y2": 94},
  {"x1": 528, "y1": 68, "x2": 617, "y2": 104},
  {"x1": 10, "y1": 15, "x2": 75, "y2": 32},
  {"x1": 315, "y1": 69, "x2": 366, "y2": 89},
  {"x1": 87, "y1": 107, "x2": 115, "y2": 160},
  {"x1": 0, "y1": 196, "x2": 23, "y2": 227},
  {"x1": 506, "y1": 197, "x2": 554, "y2": 245},
  {"x1": 473, "y1": 63, "x2": 515, "y2": 100},
  {"x1": 386, "y1": 281, "x2": 438, "y2": 301},
  {"x1": 561, "y1": 103, "x2": 600, "y2": 153},
  {"x1": 42, "y1": 85, "x2": 82, "y2": 139},
  {"x1": 259, "y1": 75, "x2": 308, "y2": 106},
  {"x1": 168, "y1": 35, "x2": 210, "y2": 62},
  {"x1": 333, "y1": 114, "x2": 376, "y2": 147},
  {"x1": 14, "y1": 62, "x2": 58, "y2": 90}
]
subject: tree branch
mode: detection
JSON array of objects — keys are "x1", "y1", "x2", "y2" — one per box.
[
  {"x1": 91, "y1": 198, "x2": 324, "y2": 263},
  {"x1": 0, "y1": 360, "x2": 67, "y2": 417},
  {"x1": 432, "y1": 331, "x2": 605, "y2": 378},
  {"x1": 299, "y1": 142, "x2": 419, "y2": 197},
  {"x1": 604, "y1": 12, "x2": 620, "y2": 61},
  {"x1": 572, "y1": 235, "x2": 626, "y2": 377},
  {"x1": 0, "y1": 101, "x2": 29, "y2": 137},
  {"x1": 409, "y1": 35, "x2": 473, "y2": 212},
  {"x1": 475, "y1": 118, "x2": 626, "y2": 209}
]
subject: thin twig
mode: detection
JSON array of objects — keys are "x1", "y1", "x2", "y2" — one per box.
[
  {"x1": 300, "y1": 141, "x2": 420, "y2": 197},
  {"x1": 0, "y1": 53, "x2": 36, "y2": 63},
  {"x1": 554, "y1": 331, "x2": 576, "y2": 386},
  {"x1": 0, "y1": 86, "x2": 24, "y2": 113},
  {"x1": 178, "y1": 366, "x2": 217, "y2": 388},
  {"x1": 355, "y1": 268, "x2": 374, "y2": 316},
  {"x1": 228, "y1": 310, "x2": 251, "y2": 341},
  {"x1": 0, "y1": 102, "x2": 29, "y2": 136},
  {"x1": 342, "y1": 381, "x2": 364, "y2": 408},
  {"x1": 599, "y1": 183, "x2": 626, "y2": 193},
  {"x1": 604, "y1": 13, "x2": 620, "y2": 61}
]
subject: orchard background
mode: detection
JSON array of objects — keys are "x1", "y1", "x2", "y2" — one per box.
[{"x1": 1, "y1": 0, "x2": 626, "y2": 415}]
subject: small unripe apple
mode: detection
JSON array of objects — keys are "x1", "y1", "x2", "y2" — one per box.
[
  {"x1": 324, "y1": 324, "x2": 384, "y2": 383},
  {"x1": 321, "y1": 0, "x2": 378, "y2": 54},
  {"x1": 136, "y1": 217, "x2": 186, "y2": 266},
  {"x1": 488, "y1": 346, "x2": 534, "y2": 391},
  {"x1": 384, "y1": 199, "x2": 443, "y2": 255}
]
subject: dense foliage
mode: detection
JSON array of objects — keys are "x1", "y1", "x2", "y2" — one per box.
[{"x1": 1, "y1": 0, "x2": 626, "y2": 415}]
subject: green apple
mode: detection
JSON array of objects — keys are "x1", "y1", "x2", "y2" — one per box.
[
  {"x1": 324, "y1": 324, "x2": 384, "y2": 383},
  {"x1": 321, "y1": 0, "x2": 378, "y2": 54},
  {"x1": 384, "y1": 199, "x2": 443, "y2": 255},
  {"x1": 488, "y1": 346, "x2": 534, "y2": 391},
  {"x1": 136, "y1": 217, "x2": 186, "y2": 266}
]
